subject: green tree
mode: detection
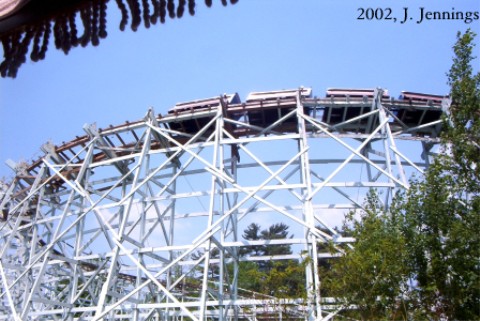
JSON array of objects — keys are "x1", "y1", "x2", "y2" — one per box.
[
  {"x1": 323, "y1": 191, "x2": 410, "y2": 320},
  {"x1": 398, "y1": 29, "x2": 480, "y2": 320},
  {"x1": 238, "y1": 222, "x2": 305, "y2": 297},
  {"x1": 260, "y1": 223, "x2": 292, "y2": 257},
  {"x1": 241, "y1": 222, "x2": 293, "y2": 272},
  {"x1": 323, "y1": 29, "x2": 480, "y2": 321},
  {"x1": 241, "y1": 222, "x2": 263, "y2": 256},
  {"x1": 236, "y1": 261, "x2": 265, "y2": 292},
  {"x1": 446, "y1": 29, "x2": 480, "y2": 184},
  {"x1": 262, "y1": 260, "x2": 306, "y2": 299}
]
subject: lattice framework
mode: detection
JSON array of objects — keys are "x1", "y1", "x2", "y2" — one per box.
[{"x1": 0, "y1": 88, "x2": 448, "y2": 320}]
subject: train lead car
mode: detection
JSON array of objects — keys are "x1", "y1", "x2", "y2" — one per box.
[
  {"x1": 245, "y1": 87, "x2": 312, "y2": 102},
  {"x1": 168, "y1": 93, "x2": 241, "y2": 115},
  {"x1": 167, "y1": 93, "x2": 241, "y2": 136},
  {"x1": 243, "y1": 88, "x2": 312, "y2": 129}
]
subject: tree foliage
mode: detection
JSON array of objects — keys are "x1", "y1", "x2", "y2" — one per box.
[
  {"x1": 324, "y1": 192, "x2": 410, "y2": 320},
  {"x1": 260, "y1": 222, "x2": 292, "y2": 257},
  {"x1": 241, "y1": 222, "x2": 263, "y2": 256},
  {"x1": 241, "y1": 222, "x2": 293, "y2": 272},
  {"x1": 323, "y1": 29, "x2": 480, "y2": 321},
  {"x1": 238, "y1": 222, "x2": 305, "y2": 298},
  {"x1": 446, "y1": 29, "x2": 480, "y2": 185}
]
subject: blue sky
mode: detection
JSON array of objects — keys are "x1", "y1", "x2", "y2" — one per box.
[{"x1": 0, "y1": 0, "x2": 479, "y2": 179}]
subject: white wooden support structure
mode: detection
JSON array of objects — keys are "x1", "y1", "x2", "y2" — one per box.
[{"x1": 0, "y1": 87, "x2": 447, "y2": 320}]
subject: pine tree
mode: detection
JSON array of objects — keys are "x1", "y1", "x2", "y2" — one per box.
[
  {"x1": 260, "y1": 222, "x2": 292, "y2": 257},
  {"x1": 238, "y1": 222, "x2": 303, "y2": 296},
  {"x1": 241, "y1": 222, "x2": 263, "y2": 256}
]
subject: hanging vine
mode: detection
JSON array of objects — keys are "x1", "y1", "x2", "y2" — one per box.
[{"x1": 0, "y1": 0, "x2": 239, "y2": 78}]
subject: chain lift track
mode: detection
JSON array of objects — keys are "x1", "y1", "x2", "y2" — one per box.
[{"x1": 0, "y1": 87, "x2": 449, "y2": 320}]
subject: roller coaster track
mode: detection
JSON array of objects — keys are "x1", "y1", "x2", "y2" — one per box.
[{"x1": 0, "y1": 87, "x2": 449, "y2": 320}]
